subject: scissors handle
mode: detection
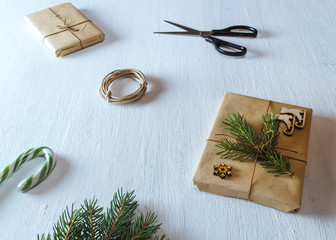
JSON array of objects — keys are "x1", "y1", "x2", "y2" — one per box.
[
  {"x1": 205, "y1": 36, "x2": 247, "y2": 56},
  {"x1": 212, "y1": 25, "x2": 258, "y2": 38}
]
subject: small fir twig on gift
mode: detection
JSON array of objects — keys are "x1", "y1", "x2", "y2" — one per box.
[
  {"x1": 37, "y1": 189, "x2": 166, "y2": 240},
  {"x1": 216, "y1": 112, "x2": 293, "y2": 176}
]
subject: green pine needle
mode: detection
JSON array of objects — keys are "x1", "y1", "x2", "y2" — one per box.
[
  {"x1": 223, "y1": 113, "x2": 260, "y2": 147},
  {"x1": 52, "y1": 204, "x2": 83, "y2": 240},
  {"x1": 37, "y1": 234, "x2": 51, "y2": 240},
  {"x1": 37, "y1": 189, "x2": 166, "y2": 240},
  {"x1": 216, "y1": 112, "x2": 293, "y2": 176},
  {"x1": 216, "y1": 138, "x2": 256, "y2": 161},
  {"x1": 259, "y1": 150, "x2": 292, "y2": 176},
  {"x1": 123, "y1": 212, "x2": 163, "y2": 240},
  {"x1": 104, "y1": 190, "x2": 138, "y2": 239},
  {"x1": 80, "y1": 197, "x2": 104, "y2": 239}
]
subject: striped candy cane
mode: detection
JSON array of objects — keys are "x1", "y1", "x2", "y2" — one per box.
[{"x1": 0, "y1": 147, "x2": 56, "y2": 192}]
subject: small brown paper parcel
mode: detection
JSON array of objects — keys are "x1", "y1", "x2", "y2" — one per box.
[
  {"x1": 24, "y1": 2, "x2": 105, "y2": 57},
  {"x1": 193, "y1": 92, "x2": 313, "y2": 212}
]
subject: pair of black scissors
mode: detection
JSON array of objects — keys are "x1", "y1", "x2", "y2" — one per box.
[{"x1": 154, "y1": 20, "x2": 258, "y2": 57}]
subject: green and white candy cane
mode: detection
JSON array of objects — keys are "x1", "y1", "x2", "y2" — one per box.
[{"x1": 0, "y1": 147, "x2": 56, "y2": 192}]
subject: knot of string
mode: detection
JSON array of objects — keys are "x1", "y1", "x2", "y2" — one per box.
[
  {"x1": 247, "y1": 130, "x2": 274, "y2": 200},
  {"x1": 42, "y1": 9, "x2": 91, "y2": 54},
  {"x1": 56, "y1": 16, "x2": 78, "y2": 32},
  {"x1": 99, "y1": 69, "x2": 147, "y2": 104},
  {"x1": 207, "y1": 130, "x2": 275, "y2": 200},
  {"x1": 206, "y1": 102, "x2": 301, "y2": 202},
  {"x1": 55, "y1": 15, "x2": 87, "y2": 33}
]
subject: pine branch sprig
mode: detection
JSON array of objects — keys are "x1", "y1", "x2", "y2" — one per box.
[
  {"x1": 258, "y1": 150, "x2": 292, "y2": 176},
  {"x1": 104, "y1": 190, "x2": 138, "y2": 240},
  {"x1": 37, "y1": 189, "x2": 166, "y2": 240},
  {"x1": 37, "y1": 234, "x2": 51, "y2": 240},
  {"x1": 52, "y1": 204, "x2": 83, "y2": 240},
  {"x1": 216, "y1": 138, "x2": 256, "y2": 161},
  {"x1": 223, "y1": 113, "x2": 260, "y2": 147},
  {"x1": 80, "y1": 198, "x2": 104, "y2": 239},
  {"x1": 123, "y1": 212, "x2": 163, "y2": 240},
  {"x1": 216, "y1": 113, "x2": 293, "y2": 177}
]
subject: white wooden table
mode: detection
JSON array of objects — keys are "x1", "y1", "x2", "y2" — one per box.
[{"x1": 0, "y1": 0, "x2": 335, "y2": 239}]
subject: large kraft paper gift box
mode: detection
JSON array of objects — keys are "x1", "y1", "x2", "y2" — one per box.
[
  {"x1": 193, "y1": 92, "x2": 312, "y2": 212},
  {"x1": 25, "y1": 2, "x2": 105, "y2": 57}
]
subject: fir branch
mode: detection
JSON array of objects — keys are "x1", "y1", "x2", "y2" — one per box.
[
  {"x1": 37, "y1": 234, "x2": 51, "y2": 240},
  {"x1": 124, "y1": 212, "x2": 163, "y2": 240},
  {"x1": 216, "y1": 138, "x2": 256, "y2": 161},
  {"x1": 216, "y1": 112, "x2": 293, "y2": 177},
  {"x1": 223, "y1": 113, "x2": 260, "y2": 147},
  {"x1": 52, "y1": 204, "x2": 83, "y2": 240},
  {"x1": 153, "y1": 236, "x2": 167, "y2": 240},
  {"x1": 258, "y1": 150, "x2": 292, "y2": 176},
  {"x1": 80, "y1": 198, "x2": 104, "y2": 240},
  {"x1": 104, "y1": 189, "x2": 138, "y2": 240},
  {"x1": 37, "y1": 189, "x2": 166, "y2": 240}
]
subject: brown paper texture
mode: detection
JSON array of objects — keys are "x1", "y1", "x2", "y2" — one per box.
[
  {"x1": 24, "y1": 2, "x2": 105, "y2": 57},
  {"x1": 193, "y1": 92, "x2": 313, "y2": 212}
]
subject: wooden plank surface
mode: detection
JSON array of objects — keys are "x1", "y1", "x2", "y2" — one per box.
[{"x1": 0, "y1": 0, "x2": 335, "y2": 239}]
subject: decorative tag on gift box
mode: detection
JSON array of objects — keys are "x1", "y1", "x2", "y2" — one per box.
[
  {"x1": 193, "y1": 92, "x2": 313, "y2": 213},
  {"x1": 24, "y1": 2, "x2": 105, "y2": 57}
]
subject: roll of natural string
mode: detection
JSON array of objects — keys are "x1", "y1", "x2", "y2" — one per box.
[{"x1": 99, "y1": 69, "x2": 147, "y2": 104}]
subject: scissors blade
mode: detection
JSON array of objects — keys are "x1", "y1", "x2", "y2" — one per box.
[
  {"x1": 163, "y1": 20, "x2": 200, "y2": 35},
  {"x1": 153, "y1": 31, "x2": 198, "y2": 35}
]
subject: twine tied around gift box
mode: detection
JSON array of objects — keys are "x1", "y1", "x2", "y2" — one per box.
[
  {"x1": 56, "y1": 16, "x2": 85, "y2": 33},
  {"x1": 211, "y1": 130, "x2": 276, "y2": 200},
  {"x1": 42, "y1": 8, "x2": 92, "y2": 56},
  {"x1": 243, "y1": 130, "x2": 275, "y2": 200},
  {"x1": 207, "y1": 100, "x2": 305, "y2": 201}
]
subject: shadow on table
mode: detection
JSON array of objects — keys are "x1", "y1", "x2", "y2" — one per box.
[
  {"x1": 0, "y1": 155, "x2": 70, "y2": 203},
  {"x1": 30, "y1": 155, "x2": 70, "y2": 195},
  {"x1": 240, "y1": 29, "x2": 272, "y2": 59},
  {"x1": 257, "y1": 29, "x2": 273, "y2": 39},
  {"x1": 80, "y1": 8, "x2": 119, "y2": 45},
  {"x1": 245, "y1": 48, "x2": 264, "y2": 58},
  {"x1": 300, "y1": 115, "x2": 336, "y2": 216},
  {"x1": 134, "y1": 75, "x2": 166, "y2": 105},
  {"x1": 60, "y1": 8, "x2": 117, "y2": 59}
]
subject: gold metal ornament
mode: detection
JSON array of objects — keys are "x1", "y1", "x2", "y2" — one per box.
[{"x1": 213, "y1": 163, "x2": 232, "y2": 179}]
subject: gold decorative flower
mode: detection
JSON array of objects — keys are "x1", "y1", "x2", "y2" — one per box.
[{"x1": 213, "y1": 163, "x2": 232, "y2": 179}]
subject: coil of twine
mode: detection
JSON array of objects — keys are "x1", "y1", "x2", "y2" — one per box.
[{"x1": 99, "y1": 69, "x2": 147, "y2": 104}]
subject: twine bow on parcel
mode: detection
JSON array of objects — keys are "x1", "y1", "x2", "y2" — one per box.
[
  {"x1": 42, "y1": 8, "x2": 92, "y2": 55},
  {"x1": 207, "y1": 111, "x2": 305, "y2": 203},
  {"x1": 245, "y1": 130, "x2": 275, "y2": 200},
  {"x1": 56, "y1": 17, "x2": 81, "y2": 32},
  {"x1": 210, "y1": 130, "x2": 276, "y2": 200}
]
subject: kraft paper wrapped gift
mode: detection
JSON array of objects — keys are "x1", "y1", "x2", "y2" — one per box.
[
  {"x1": 24, "y1": 2, "x2": 105, "y2": 57},
  {"x1": 193, "y1": 92, "x2": 313, "y2": 212}
]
